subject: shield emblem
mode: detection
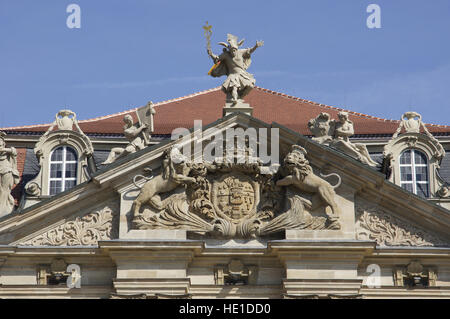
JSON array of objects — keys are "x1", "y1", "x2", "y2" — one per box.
[{"x1": 211, "y1": 173, "x2": 259, "y2": 223}]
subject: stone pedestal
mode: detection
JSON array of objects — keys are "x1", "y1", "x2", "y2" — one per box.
[{"x1": 223, "y1": 101, "x2": 253, "y2": 117}]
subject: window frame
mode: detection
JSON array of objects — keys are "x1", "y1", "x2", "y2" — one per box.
[
  {"x1": 48, "y1": 146, "x2": 78, "y2": 195},
  {"x1": 399, "y1": 149, "x2": 430, "y2": 197}
]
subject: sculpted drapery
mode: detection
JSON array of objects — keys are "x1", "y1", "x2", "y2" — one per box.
[{"x1": 0, "y1": 132, "x2": 20, "y2": 217}]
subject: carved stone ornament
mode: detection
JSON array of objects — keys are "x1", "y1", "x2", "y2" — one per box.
[
  {"x1": 20, "y1": 204, "x2": 118, "y2": 246},
  {"x1": 214, "y1": 259, "x2": 257, "y2": 285},
  {"x1": 131, "y1": 144, "x2": 342, "y2": 239},
  {"x1": 0, "y1": 132, "x2": 20, "y2": 217},
  {"x1": 308, "y1": 112, "x2": 378, "y2": 167},
  {"x1": 437, "y1": 184, "x2": 450, "y2": 198},
  {"x1": 384, "y1": 112, "x2": 444, "y2": 161},
  {"x1": 393, "y1": 261, "x2": 437, "y2": 287},
  {"x1": 102, "y1": 103, "x2": 155, "y2": 165},
  {"x1": 24, "y1": 110, "x2": 94, "y2": 198},
  {"x1": 355, "y1": 199, "x2": 448, "y2": 247}
]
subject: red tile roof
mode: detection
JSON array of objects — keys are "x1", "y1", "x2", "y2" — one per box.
[{"x1": 2, "y1": 87, "x2": 450, "y2": 136}]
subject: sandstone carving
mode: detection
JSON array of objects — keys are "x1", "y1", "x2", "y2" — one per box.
[
  {"x1": 132, "y1": 144, "x2": 341, "y2": 238},
  {"x1": 207, "y1": 33, "x2": 263, "y2": 105},
  {"x1": 0, "y1": 132, "x2": 20, "y2": 217},
  {"x1": 355, "y1": 200, "x2": 447, "y2": 247},
  {"x1": 214, "y1": 259, "x2": 257, "y2": 285},
  {"x1": 20, "y1": 204, "x2": 117, "y2": 246},
  {"x1": 393, "y1": 261, "x2": 437, "y2": 287},
  {"x1": 102, "y1": 106, "x2": 154, "y2": 165},
  {"x1": 386, "y1": 112, "x2": 444, "y2": 161},
  {"x1": 393, "y1": 112, "x2": 433, "y2": 138},
  {"x1": 437, "y1": 184, "x2": 450, "y2": 198},
  {"x1": 275, "y1": 145, "x2": 342, "y2": 229},
  {"x1": 132, "y1": 146, "x2": 196, "y2": 214},
  {"x1": 308, "y1": 112, "x2": 378, "y2": 167}
]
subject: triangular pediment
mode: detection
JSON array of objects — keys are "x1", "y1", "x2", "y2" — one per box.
[{"x1": 1, "y1": 112, "x2": 449, "y2": 247}]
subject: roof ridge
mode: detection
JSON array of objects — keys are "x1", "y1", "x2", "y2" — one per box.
[
  {"x1": 0, "y1": 87, "x2": 222, "y2": 130},
  {"x1": 254, "y1": 86, "x2": 400, "y2": 123},
  {"x1": 253, "y1": 86, "x2": 450, "y2": 128}
]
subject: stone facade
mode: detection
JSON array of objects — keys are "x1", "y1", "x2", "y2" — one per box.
[{"x1": 0, "y1": 97, "x2": 450, "y2": 299}]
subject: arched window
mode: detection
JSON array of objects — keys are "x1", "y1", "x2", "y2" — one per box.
[
  {"x1": 399, "y1": 149, "x2": 429, "y2": 198},
  {"x1": 48, "y1": 146, "x2": 78, "y2": 195}
]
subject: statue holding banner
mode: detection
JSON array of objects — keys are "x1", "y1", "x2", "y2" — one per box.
[{"x1": 102, "y1": 102, "x2": 155, "y2": 165}]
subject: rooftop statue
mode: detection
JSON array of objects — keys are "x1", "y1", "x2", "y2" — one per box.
[
  {"x1": 308, "y1": 112, "x2": 378, "y2": 167},
  {"x1": 0, "y1": 132, "x2": 20, "y2": 217},
  {"x1": 102, "y1": 115, "x2": 148, "y2": 165},
  {"x1": 102, "y1": 102, "x2": 155, "y2": 165},
  {"x1": 206, "y1": 32, "x2": 263, "y2": 105}
]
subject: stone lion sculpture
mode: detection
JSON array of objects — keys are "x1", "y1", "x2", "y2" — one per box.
[
  {"x1": 276, "y1": 145, "x2": 342, "y2": 228},
  {"x1": 132, "y1": 145, "x2": 196, "y2": 215}
]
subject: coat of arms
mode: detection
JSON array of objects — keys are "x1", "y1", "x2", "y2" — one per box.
[
  {"x1": 212, "y1": 174, "x2": 258, "y2": 223},
  {"x1": 132, "y1": 145, "x2": 342, "y2": 238}
]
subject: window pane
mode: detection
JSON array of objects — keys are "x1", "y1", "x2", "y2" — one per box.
[
  {"x1": 50, "y1": 163, "x2": 63, "y2": 178},
  {"x1": 401, "y1": 183, "x2": 413, "y2": 193},
  {"x1": 65, "y1": 180, "x2": 76, "y2": 191},
  {"x1": 400, "y1": 166, "x2": 412, "y2": 181},
  {"x1": 49, "y1": 180, "x2": 62, "y2": 195},
  {"x1": 65, "y1": 163, "x2": 77, "y2": 178},
  {"x1": 51, "y1": 148, "x2": 64, "y2": 161},
  {"x1": 66, "y1": 148, "x2": 77, "y2": 161},
  {"x1": 400, "y1": 150, "x2": 411, "y2": 164},
  {"x1": 414, "y1": 151, "x2": 427, "y2": 165},
  {"x1": 416, "y1": 183, "x2": 429, "y2": 198},
  {"x1": 415, "y1": 166, "x2": 428, "y2": 182}
]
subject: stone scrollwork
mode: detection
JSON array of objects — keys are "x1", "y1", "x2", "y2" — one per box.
[
  {"x1": 20, "y1": 204, "x2": 118, "y2": 246},
  {"x1": 355, "y1": 200, "x2": 447, "y2": 247},
  {"x1": 308, "y1": 112, "x2": 378, "y2": 167},
  {"x1": 132, "y1": 144, "x2": 342, "y2": 238}
]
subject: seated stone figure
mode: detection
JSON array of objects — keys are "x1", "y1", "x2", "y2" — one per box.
[
  {"x1": 331, "y1": 112, "x2": 378, "y2": 167},
  {"x1": 308, "y1": 111, "x2": 378, "y2": 167},
  {"x1": 102, "y1": 115, "x2": 148, "y2": 165}
]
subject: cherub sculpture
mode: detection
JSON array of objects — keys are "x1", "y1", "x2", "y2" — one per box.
[
  {"x1": 0, "y1": 132, "x2": 20, "y2": 217},
  {"x1": 207, "y1": 34, "x2": 263, "y2": 105}
]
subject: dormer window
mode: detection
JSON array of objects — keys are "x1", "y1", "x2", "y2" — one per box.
[
  {"x1": 399, "y1": 149, "x2": 429, "y2": 198},
  {"x1": 49, "y1": 146, "x2": 78, "y2": 195},
  {"x1": 23, "y1": 110, "x2": 94, "y2": 207},
  {"x1": 383, "y1": 112, "x2": 445, "y2": 199}
]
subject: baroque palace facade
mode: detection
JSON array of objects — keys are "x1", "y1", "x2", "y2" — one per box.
[
  {"x1": 1, "y1": 36, "x2": 450, "y2": 298},
  {"x1": 0, "y1": 86, "x2": 449, "y2": 299}
]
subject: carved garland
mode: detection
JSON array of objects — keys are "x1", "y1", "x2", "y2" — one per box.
[
  {"x1": 21, "y1": 205, "x2": 117, "y2": 246},
  {"x1": 355, "y1": 201, "x2": 447, "y2": 247}
]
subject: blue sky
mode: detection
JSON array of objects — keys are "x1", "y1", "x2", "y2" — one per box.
[{"x1": 1, "y1": 0, "x2": 449, "y2": 127}]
